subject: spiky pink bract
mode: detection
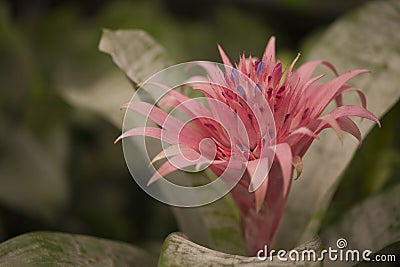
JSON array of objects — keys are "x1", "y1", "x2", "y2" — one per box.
[{"x1": 118, "y1": 37, "x2": 380, "y2": 255}]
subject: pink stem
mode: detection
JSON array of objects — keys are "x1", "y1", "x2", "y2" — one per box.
[{"x1": 229, "y1": 163, "x2": 291, "y2": 255}]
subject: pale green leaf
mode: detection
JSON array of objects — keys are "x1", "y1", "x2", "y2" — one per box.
[
  {"x1": 170, "y1": 180, "x2": 245, "y2": 255},
  {"x1": 0, "y1": 231, "x2": 157, "y2": 267},
  {"x1": 276, "y1": 0, "x2": 400, "y2": 248},
  {"x1": 158, "y1": 233, "x2": 322, "y2": 267},
  {"x1": 62, "y1": 73, "x2": 133, "y2": 127},
  {"x1": 321, "y1": 184, "x2": 400, "y2": 267},
  {"x1": 0, "y1": 127, "x2": 69, "y2": 220},
  {"x1": 98, "y1": 29, "x2": 172, "y2": 86}
]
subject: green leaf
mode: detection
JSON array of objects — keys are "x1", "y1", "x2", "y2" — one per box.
[
  {"x1": 0, "y1": 127, "x2": 69, "y2": 220},
  {"x1": 275, "y1": 0, "x2": 400, "y2": 248},
  {"x1": 170, "y1": 186, "x2": 245, "y2": 255},
  {"x1": 98, "y1": 29, "x2": 172, "y2": 86},
  {"x1": 0, "y1": 231, "x2": 157, "y2": 267},
  {"x1": 158, "y1": 232, "x2": 322, "y2": 267},
  {"x1": 62, "y1": 73, "x2": 133, "y2": 127},
  {"x1": 321, "y1": 183, "x2": 400, "y2": 267}
]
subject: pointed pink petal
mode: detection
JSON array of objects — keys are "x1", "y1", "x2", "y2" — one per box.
[
  {"x1": 115, "y1": 127, "x2": 169, "y2": 144},
  {"x1": 312, "y1": 69, "x2": 369, "y2": 117},
  {"x1": 115, "y1": 126, "x2": 200, "y2": 148},
  {"x1": 285, "y1": 53, "x2": 300, "y2": 79},
  {"x1": 274, "y1": 143, "x2": 293, "y2": 197},
  {"x1": 123, "y1": 101, "x2": 180, "y2": 129},
  {"x1": 148, "y1": 160, "x2": 177, "y2": 185},
  {"x1": 140, "y1": 81, "x2": 211, "y2": 119},
  {"x1": 141, "y1": 81, "x2": 190, "y2": 103},
  {"x1": 148, "y1": 153, "x2": 212, "y2": 185},
  {"x1": 190, "y1": 81, "x2": 220, "y2": 99},
  {"x1": 336, "y1": 86, "x2": 367, "y2": 108},
  {"x1": 126, "y1": 102, "x2": 205, "y2": 144},
  {"x1": 336, "y1": 117, "x2": 362, "y2": 142},
  {"x1": 158, "y1": 95, "x2": 180, "y2": 108},
  {"x1": 328, "y1": 105, "x2": 380, "y2": 127},
  {"x1": 218, "y1": 44, "x2": 233, "y2": 67},
  {"x1": 247, "y1": 158, "x2": 270, "y2": 212},
  {"x1": 293, "y1": 61, "x2": 334, "y2": 90},
  {"x1": 254, "y1": 177, "x2": 268, "y2": 213},
  {"x1": 150, "y1": 144, "x2": 194, "y2": 164},
  {"x1": 319, "y1": 113, "x2": 343, "y2": 143},
  {"x1": 262, "y1": 36, "x2": 276, "y2": 68},
  {"x1": 288, "y1": 126, "x2": 320, "y2": 140},
  {"x1": 335, "y1": 94, "x2": 343, "y2": 107},
  {"x1": 188, "y1": 62, "x2": 226, "y2": 88},
  {"x1": 309, "y1": 105, "x2": 380, "y2": 142},
  {"x1": 287, "y1": 74, "x2": 325, "y2": 129}
]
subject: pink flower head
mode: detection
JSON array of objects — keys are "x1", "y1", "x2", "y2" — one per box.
[{"x1": 117, "y1": 37, "x2": 380, "y2": 255}]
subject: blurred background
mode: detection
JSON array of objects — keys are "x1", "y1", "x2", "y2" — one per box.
[{"x1": 0, "y1": 0, "x2": 398, "y2": 251}]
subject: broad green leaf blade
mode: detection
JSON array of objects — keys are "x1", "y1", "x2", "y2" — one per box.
[
  {"x1": 194, "y1": 194, "x2": 245, "y2": 254},
  {"x1": 142, "y1": 168, "x2": 245, "y2": 254},
  {"x1": 0, "y1": 231, "x2": 157, "y2": 267},
  {"x1": 276, "y1": 0, "x2": 400, "y2": 248},
  {"x1": 0, "y1": 128, "x2": 69, "y2": 220},
  {"x1": 62, "y1": 73, "x2": 133, "y2": 127},
  {"x1": 98, "y1": 29, "x2": 172, "y2": 86},
  {"x1": 321, "y1": 184, "x2": 400, "y2": 267},
  {"x1": 159, "y1": 233, "x2": 322, "y2": 267},
  {"x1": 170, "y1": 185, "x2": 245, "y2": 255}
]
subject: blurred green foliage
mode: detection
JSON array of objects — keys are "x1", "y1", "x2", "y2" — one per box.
[{"x1": 0, "y1": 0, "x2": 398, "y2": 258}]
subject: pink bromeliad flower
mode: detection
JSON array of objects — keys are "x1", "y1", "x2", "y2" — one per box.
[{"x1": 117, "y1": 37, "x2": 380, "y2": 255}]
